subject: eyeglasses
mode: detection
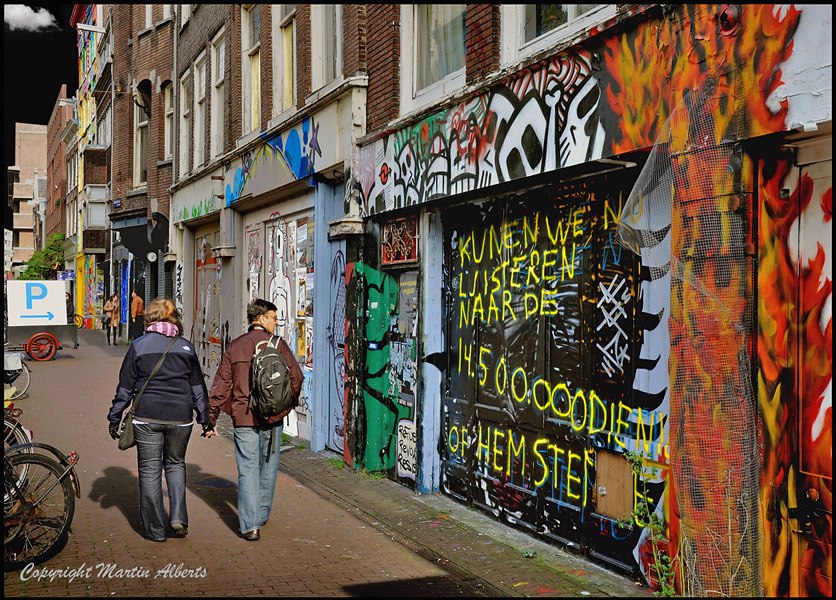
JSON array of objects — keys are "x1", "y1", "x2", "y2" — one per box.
[{"x1": 261, "y1": 313, "x2": 277, "y2": 321}]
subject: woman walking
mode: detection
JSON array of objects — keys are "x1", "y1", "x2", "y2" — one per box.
[
  {"x1": 103, "y1": 294, "x2": 120, "y2": 345},
  {"x1": 107, "y1": 298, "x2": 210, "y2": 542}
]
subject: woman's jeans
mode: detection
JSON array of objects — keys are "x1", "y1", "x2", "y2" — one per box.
[
  {"x1": 134, "y1": 422, "x2": 192, "y2": 541},
  {"x1": 233, "y1": 424, "x2": 283, "y2": 533}
]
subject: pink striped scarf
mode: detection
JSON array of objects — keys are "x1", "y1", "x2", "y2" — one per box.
[{"x1": 145, "y1": 321, "x2": 180, "y2": 337}]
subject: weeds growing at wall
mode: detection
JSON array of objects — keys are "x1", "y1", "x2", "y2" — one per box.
[{"x1": 618, "y1": 451, "x2": 679, "y2": 597}]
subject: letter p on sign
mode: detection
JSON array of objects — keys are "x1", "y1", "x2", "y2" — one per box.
[{"x1": 26, "y1": 283, "x2": 48, "y2": 309}]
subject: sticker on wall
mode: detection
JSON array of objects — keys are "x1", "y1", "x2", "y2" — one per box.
[
  {"x1": 296, "y1": 319, "x2": 306, "y2": 359},
  {"x1": 396, "y1": 418, "x2": 417, "y2": 480},
  {"x1": 296, "y1": 268, "x2": 307, "y2": 317},
  {"x1": 297, "y1": 219, "x2": 308, "y2": 267}
]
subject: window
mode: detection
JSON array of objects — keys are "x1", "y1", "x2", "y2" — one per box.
[
  {"x1": 134, "y1": 102, "x2": 149, "y2": 185},
  {"x1": 144, "y1": 5, "x2": 153, "y2": 29},
  {"x1": 194, "y1": 54, "x2": 207, "y2": 167},
  {"x1": 523, "y1": 4, "x2": 597, "y2": 42},
  {"x1": 163, "y1": 83, "x2": 174, "y2": 159},
  {"x1": 401, "y1": 5, "x2": 467, "y2": 114},
  {"x1": 416, "y1": 5, "x2": 465, "y2": 91},
  {"x1": 501, "y1": 5, "x2": 614, "y2": 67},
  {"x1": 179, "y1": 74, "x2": 191, "y2": 177},
  {"x1": 180, "y1": 4, "x2": 190, "y2": 27},
  {"x1": 242, "y1": 5, "x2": 261, "y2": 133},
  {"x1": 211, "y1": 30, "x2": 225, "y2": 158},
  {"x1": 272, "y1": 4, "x2": 296, "y2": 115},
  {"x1": 96, "y1": 104, "x2": 112, "y2": 147},
  {"x1": 311, "y1": 5, "x2": 341, "y2": 90},
  {"x1": 163, "y1": 5, "x2": 172, "y2": 20}
]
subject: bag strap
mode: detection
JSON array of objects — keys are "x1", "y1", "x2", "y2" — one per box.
[{"x1": 122, "y1": 335, "x2": 178, "y2": 425}]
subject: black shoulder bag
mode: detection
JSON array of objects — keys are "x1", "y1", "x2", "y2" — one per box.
[{"x1": 118, "y1": 335, "x2": 179, "y2": 450}]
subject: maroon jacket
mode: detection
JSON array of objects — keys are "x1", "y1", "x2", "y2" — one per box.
[{"x1": 208, "y1": 325, "x2": 303, "y2": 427}]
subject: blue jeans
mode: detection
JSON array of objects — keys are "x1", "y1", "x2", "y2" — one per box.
[
  {"x1": 134, "y1": 422, "x2": 192, "y2": 541},
  {"x1": 233, "y1": 424, "x2": 283, "y2": 533}
]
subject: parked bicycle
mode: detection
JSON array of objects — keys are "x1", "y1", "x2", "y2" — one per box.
[
  {"x1": 4, "y1": 401, "x2": 33, "y2": 451},
  {"x1": 4, "y1": 442, "x2": 80, "y2": 570},
  {"x1": 4, "y1": 352, "x2": 32, "y2": 401}
]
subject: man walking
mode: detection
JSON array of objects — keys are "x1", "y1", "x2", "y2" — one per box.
[
  {"x1": 130, "y1": 291, "x2": 144, "y2": 340},
  {"x1": 204, "y1": 299, "x2": 302, "y2": 541}
]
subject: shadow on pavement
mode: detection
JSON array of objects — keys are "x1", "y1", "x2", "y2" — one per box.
[
  {"x1": 87, "y1": 466, "x2": 144, "y2": 537},
  {"x1": 342, "y1": 576, "x2": 480, "y2": 597},
  {"x1": 185, "y1": 463, "x2": 240, "y2": 534}
]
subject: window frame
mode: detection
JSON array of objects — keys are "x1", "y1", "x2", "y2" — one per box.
[
  {"x1": 193, "y1": 52, "x2": 207, "y2": 167},
  {"x1": 500, "y1": 4, "x2": 616, "y2": 68},
  {"x1": 400, "y1": 4, "x2": 467, "y2": 117},
  {"x1": 310, "y1": 4, "x2": 342, "y2": 92},
  {"x1": 271, "y1": 4, "x2": 297, "y2": 117},
  {"x1": 162, "y1": 5, "x2": 172, "y2": 20},
  {"x1": 133, "y1": 101, "x2": 149, "y2": 187},
  {"x1": 179, "y1": 72, "x2": 192, "y2": 177},
  {"x1": 211, "y1": 28, "x2": 226, "y2": 159},
  {"x1": 179, "y1": 4, "x2": 190, "y2": 28},
  {"x1": 241, "y1": 5, "x2": 261, "y2": 134},
  {"x1": 163, "y1": 82, "x2": 174, "y2": 160},
  {"x1": 145, "y1": 4, "x2": 153, "y2": 30}
]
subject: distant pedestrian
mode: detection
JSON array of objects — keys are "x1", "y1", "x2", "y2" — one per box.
[
  {"x1": 203, "y1": 299, "x2": 302, "y2": 541},
  {"x1": 103, "y1": 294, "x2": 120, "y2": 345},
  {"x1": 130, "y1": 291, "x2": 144, "y2": 341},
  {"x1": 66, "y1": 292, "x2": 74, "y2": 322},
  {"x1": 107, "y1": 297, "x2": 209, "y2": 542}
]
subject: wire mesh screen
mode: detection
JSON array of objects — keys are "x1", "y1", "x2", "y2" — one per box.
[{"x1": 618, "y1": 77, "x2": 761, "y2": 597}]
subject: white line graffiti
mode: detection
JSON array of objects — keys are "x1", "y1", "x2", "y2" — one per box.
[{"x1": 596, "y1": 274, "x2": 631, "y2": 377}]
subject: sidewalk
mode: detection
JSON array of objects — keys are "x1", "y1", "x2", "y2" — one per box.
[
  {"x1": 4, "y1": 328, "x2": 650, "y2": 597},
  {"x1": 274, "y1": 438, "x2": 649, "y2": 598}
]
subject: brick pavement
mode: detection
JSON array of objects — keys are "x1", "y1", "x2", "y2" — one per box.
[{"x1": 4, "y1": 329, "x2": 650, "y2": 597}]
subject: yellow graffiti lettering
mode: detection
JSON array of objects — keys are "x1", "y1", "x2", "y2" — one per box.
[
  {"x1": 527, "y1": 250, "x2": 541, "y2": 286},
  {"x1": 495, "y1": 357, "x2": 507, "y2": 395},
  {"x1": 588, "y1": 390, "x2": 608, "y2": 435},
  {"x1": 487, "y1": 293, "x2": 500, "y2": 323},
  {"x1": 512, "y1": 368, "x2": 528, "y2": 404},
  {"x1": 448, "y1": 425, "x2": 460, "y2": 454},
  {"x1": 471, "y1": 294, "x2": 485, "y2": 325},
  {"x1": 479, "y1": 346, "x2": 491, "y2": 387},
  {"x1": 503, "y1": 290, "x2": 516, "y2": 322},
  {"x1": 493, "y1": 429, "x2": 505, "y2": 472},
  {"x1": 523, "y1": 213, "x2": 539, "y2": 247},
  {"x1": 508, "y1": 430, "x2": 525, "y2": 478},
  {"x1": 534, "y1": 439, "x2": 549, "y2": 487},
  {"x1": 615, "y1": 401, "x2": 630, "y2": 449},
  {"x1": 566, "y1": 451, "x2": 582, "y2": 500},
  {"x1": 572, "y1": 208, "x2": 584, "y2": 237},
  {"x1": 459, "y1": 232, "x2": 472, "y2": 267},
  {"x1": 478, "y1": 425, "x2": 490, "y2": 462},
  {"x1": 532, "y1": 377, "x2": 551, "y2": 411},
  {"x1": 545, "y1": 215, "x2": 572, "y2": 246},
  {"x1": 540, "y1": 288, "x2": 559, "y2": 316},
  {"x1": 542, "y1": 249, "x2": 559, "y2": 281},
  {"x1": 524, "y1": 293, "x2": 539, "y2": 319},
  {"x1": 511, "y1": 256, "x2": 526, "y2": 289},
  {"x1": 561, "y1": 243, "x2": 576, "y2": 281}
]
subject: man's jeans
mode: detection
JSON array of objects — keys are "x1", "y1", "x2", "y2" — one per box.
[
  {"x1": 134, "y1": 422, "x2": 192, "y2": 541},
  {"x1": 233, "y1": 424, "x2": 283, "y2": 534}
]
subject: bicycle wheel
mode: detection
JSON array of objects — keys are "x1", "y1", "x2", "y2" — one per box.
[
  {"x1": 26, "y1": 334, "x2": 57, "y2": 361},
  {"x1": 4, "y1": 416, "x2": 32, "y2": 451},
  {"x1": 4, "y1": 364, "x2": 30, "y2": 400},
  {"x1": 4, "y1": 453, "x2": 75, "y2": 570}
]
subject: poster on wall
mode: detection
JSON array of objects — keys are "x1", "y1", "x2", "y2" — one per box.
[
  {"x1": 296, "y1": 267, "x2": 306, "y2": 316},
  {"x1": 296, "y1": 319, "x2": 306, "y2": 359},
  {"x1": 307, "y1": 219, "x2": 314, "y2": 267},
  {"x1": 174, "y1": 260, "x2": 184, "y2": 315},
  {"x1": 305, "y1": 316, "x2": 314, "y2": 369},
  {"x1": 296, "y1": 219, "x2": 307, "y2": 267},
  {"x1": 305, "y1": 271, "x2": 314, "y2": 317}
]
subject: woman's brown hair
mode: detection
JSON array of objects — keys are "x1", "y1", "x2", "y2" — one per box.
[{"x1": 143, "y1": 297, "x2": 183, "y2": 333}]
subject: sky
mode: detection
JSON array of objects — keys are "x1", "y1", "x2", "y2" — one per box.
[{"x1": 4, "y1": 4, "x2": 78, "y2": 227}]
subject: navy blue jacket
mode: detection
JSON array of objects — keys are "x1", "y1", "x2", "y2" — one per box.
[{"x1": 108, "y1": 331, "x2": 209, "y2": 425}]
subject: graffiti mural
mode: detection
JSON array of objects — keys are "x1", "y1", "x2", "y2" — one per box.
[
  {"x1": 345, "y1": 262, "x2": 418, "y2": 486},
  {"x1": 439, "y1": 174, "x2": 662, "y2": 572},
  {"x1": 266, "y1": 215, "x2": 292, "y2": 344},
  {"x1": 225, "y1": 118, "x2": 322, "y2": 206},
  {"x1": 359, "y1": 52, "x2": 604, "y2": 216},
  {"x1": 758, "y1": 150, "x2": 832, "y2": 597},
  {"x1": 330, "y1": 251, "x2": 348, "y2": 453},
  {"x1": 194, "y1": 229, "x2": 223, "y2": 385},
  {"x1": 246, "y1": 224, "x2": 262, "y2": 302}
]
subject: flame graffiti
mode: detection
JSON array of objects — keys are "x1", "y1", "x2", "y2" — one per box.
[
  {"x1": 603, "y1": 4, "x2": 812, "y2": 595},
  {"x1": 759, "y1": 154, "x2": 833, "y2": 597}
]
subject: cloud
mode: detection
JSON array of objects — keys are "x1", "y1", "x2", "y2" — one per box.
[{"x1": 4, "y1": 5, "x2": 59, "y2": 32}]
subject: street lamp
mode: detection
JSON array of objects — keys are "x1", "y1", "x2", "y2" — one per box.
[{"x1": 75, "y1": 23, "x2": 106, "y2": 34}]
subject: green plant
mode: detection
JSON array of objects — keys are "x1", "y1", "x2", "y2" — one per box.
[
  {"x1": 617, "y1": 451, "x2": 679, "y2": 597},
  {"x1": 327, "y1": 458, "x2": 345, "y2": 469},
  {"x1": 297, "y1": 444, "x2": 306, "y2": 450},
  {"x1": 281, "y1": 433, "x2": 291, "y2": 444},
  {"x1": 359, "y1": 469, "x2": 386, "y2": 480},
  {"x1": 18, "y1": 233, "x2": 66, "y2": 280}
]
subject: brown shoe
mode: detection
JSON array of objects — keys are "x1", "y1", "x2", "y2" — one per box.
[{"x1": 239, "y1": 529, "x2": 260, "y2": 541}]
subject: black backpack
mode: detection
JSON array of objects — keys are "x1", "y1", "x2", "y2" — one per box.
[{"x1": 249, "y1": 335, "x2": 294, "y2": 423}]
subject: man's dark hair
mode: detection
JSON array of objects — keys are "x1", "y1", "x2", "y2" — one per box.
[{"x1": 247, "y1": 299, "x2": 278, "y2": 323}]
